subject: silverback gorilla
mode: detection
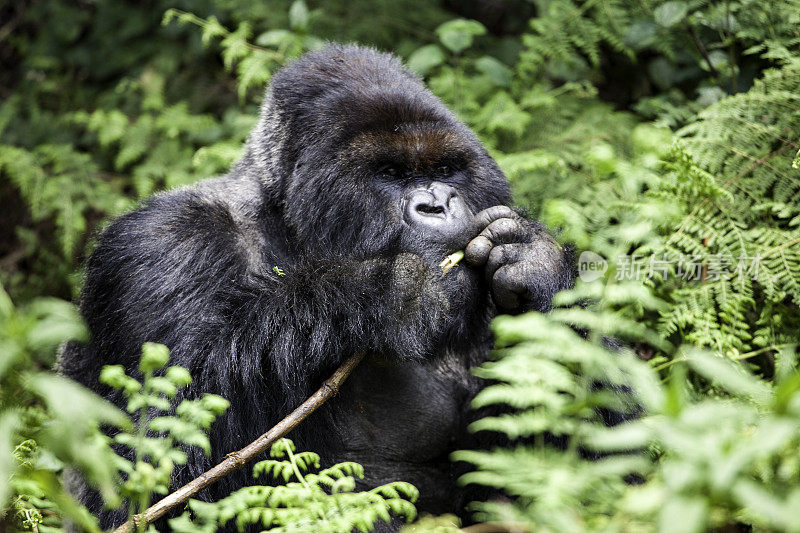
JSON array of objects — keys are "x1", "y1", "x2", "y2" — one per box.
[{"x1": 59, "y1": 44, "x2": 574, "y2": 529}]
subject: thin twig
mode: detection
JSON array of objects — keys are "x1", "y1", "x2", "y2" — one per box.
[
  {"x1": 683, "y1": 17, "x2": 718, "y2": 79},
  {"x1": 112, "y1": 350, "x2": 367, "y2": 533}
]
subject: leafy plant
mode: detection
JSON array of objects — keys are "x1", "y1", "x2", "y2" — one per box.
[
  {"x1": 169, "y1": 438, "x2": 419, "y2": 533},
  {"x1": 97, "y1": 342, "x2": 230, "y2": 528},
  {"x1": 653, "y1": 66, "x2": 800, "y2": 356},
  {"x1": 455, "y1": 298, "x2": 800, "y2": 531},
  {"x1": 0, "y1": 284, "x2": 128, "y2": 532}
]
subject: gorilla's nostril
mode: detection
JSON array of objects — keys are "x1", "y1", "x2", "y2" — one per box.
[
  {"x1": 416, "y1": 203, "x2": 446, "y2": 216},
  {"x1": 446, "y1": 190, "x2": 458, "y2": 207}
]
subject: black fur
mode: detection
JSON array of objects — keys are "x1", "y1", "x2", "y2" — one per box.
[{"x1": 59, "y1": 44, "x2": 574, "y2": 530}]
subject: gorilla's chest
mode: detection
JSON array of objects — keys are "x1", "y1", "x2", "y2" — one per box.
[{"x1": 331, "y1": 352, "x2": 475, "y2": 462}]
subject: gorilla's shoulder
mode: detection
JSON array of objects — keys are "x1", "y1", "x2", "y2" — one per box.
[
  {"x1": 92, "y1": 173, "x2": 275, "y2": 275},
  {"x1": 120, "y1": 174, "x2": 261, "y2": 236}
]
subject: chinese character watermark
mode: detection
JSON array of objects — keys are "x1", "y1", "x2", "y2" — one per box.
[{"x1": 577, "y1": 252, "x2": 764, "y2": 283}]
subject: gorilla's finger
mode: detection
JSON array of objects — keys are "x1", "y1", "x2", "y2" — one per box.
[
  {"x1": 492, "y1": 266, "x2": 524, "y2": 310},
  {"x1": 473, "y1": 205, "x2": 517, "y2": 231},
  {"x1": 465, "y1": 217, "x2": 523, "y2": 266},
  {"x1": 479, "y1": 217, "x2": 529, "y2": 246},
  {"x1": 464, "y1": 235, "x2": 493, "y2": 265},
  {"x1": 485, "y1": 244, "x2": 522, "y2": 282}
]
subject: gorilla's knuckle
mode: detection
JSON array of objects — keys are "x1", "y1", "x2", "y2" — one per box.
[
  {"x1": 493, "y1": 264, "x2": 521, "y2": 290},
  {"x1": 487, "y1": 245, "x2": 504, "y2": 266},
  {"x1": 477, "y1": 205, "x2": 515, "y2": 226},
  {"x1": 496, "y1": 218, "x2": 520, "y2": 236},
  {"x1": 492, "y1": 272, "x2": 521, "y2": 309}
]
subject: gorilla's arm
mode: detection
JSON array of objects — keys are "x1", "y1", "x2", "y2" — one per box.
[
  {"x1": 230, "y1": 252, "x2": 475, "y2": 395},
  {"x1": 75, "y1": 191, "x2": 479, "y2": 407}
]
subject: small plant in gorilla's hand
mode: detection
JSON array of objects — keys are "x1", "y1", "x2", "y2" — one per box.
[
  {"x1": 439, "y1": 250, "x2": 465, "y2": 276},
  {"x1": 99, "y1": 342, "x2": 229, "y2": 528},
  {"x1": 168, "y1": 438, "x2": 419, "y2": 533}
]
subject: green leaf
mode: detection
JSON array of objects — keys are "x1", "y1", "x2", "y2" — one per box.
[
  {"x1": 653, "y1": 1, "x2": 688, "y2": 28},
  {"x1": 29, "y1": 373, "x2": 129, "y2": 430},
  {"x1": 406, "y1": 45, "x2": 445, "y2": 77},
  {"x1": 658, "y1": 495, "x2": 706, "y2": 533},
  {"x1": 475, "y1": 56, "x2": 512, "y2": 87},
  {"x1": 0, "y1": 412, "x2": 21, "y2": 507},
  {"x1": 100, "y1": 365, "x2": 141, "y2": 393},
  {"x1": 200, "y1": 16, "x2": 227, "y2": 46},
  {"x1": 288, "y1": 0, "x2": 310, "y2": 31},
  {"x1": 140, "y1": 342, "x2": 170, "y2": 373},
  {"x1": 584, "y1": 421, "x2": 651, "y2": 452},
  {"x1": 26, "y1": 298, "x2": 88, "y2": 351},
  {"x1": 165, "y1": 365, "x2": 192, "y2": 388},
  {"x1": 436, "y1": 19, "x2": 486, "y2": 54},
  {"x1": 686, "y1": 350, "x2": 772, "y2": 405},
  {"x1": 331, "y1": 476, "x2": 355, "y2": 493},
  {"x1": 385, "y1": 498, "x2": 417, "y2": 522},
  {"x1": 256, "y1": 29, "x2": 293, "y2": 47},
  {"x1": 236, "y1": 51, "x2": 274, "y2": 99},
  {"x1": 270, "y1": 438, "x2": 295, "y2": 458},
  {"x1": 200, "y1": 393, "x2": 231, "y2": 415},
  {"x1": 148, "y1": 376, "x2": 178, "y2": 397},
  {"x1": 0, "y1": 284, "x2": 13, "y2": 318}
]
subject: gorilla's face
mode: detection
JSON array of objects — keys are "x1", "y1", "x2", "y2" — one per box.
[
  {"x1": 238, "y1": 46, "x2": 511, "y2": 262},
  {"x1": 282, "y1": 95, "x2": 510, "y2": 262}
]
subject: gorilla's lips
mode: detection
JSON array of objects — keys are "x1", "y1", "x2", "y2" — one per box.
[{"x1": 401, "y1": 182, "x2": 476, "y2": 252}]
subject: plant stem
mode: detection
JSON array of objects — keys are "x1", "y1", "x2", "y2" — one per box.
[
  {"x1": 130, "y1": 371, "x2": 152, "y2": 533},
  {"x1": 112, "y1": 350, "x2": 366, "y2": 533},
  {"x1": 683, "y1": 17, "x2": 718, "y2": 79},
  {"x1": 440, "y1": 250, "x2": 465, "y2": 276}
]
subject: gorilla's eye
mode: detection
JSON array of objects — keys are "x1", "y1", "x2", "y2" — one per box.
[
  {"x1": 384, "y1": 166, "x2": 400, "y2": 177},
  {"x1": 439, "y1": 165, "x2": 451, "y2": 175}
]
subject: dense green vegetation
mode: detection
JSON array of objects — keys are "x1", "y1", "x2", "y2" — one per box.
[{"x1": 1, "y1": 0, "x2": 800, "y2": 531}]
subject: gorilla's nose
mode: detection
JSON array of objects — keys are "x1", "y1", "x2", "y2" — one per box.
[
  {"x1": 405, "y1": 182, "x2": 458, "y2": 220},
  {"x1": 402, "y1": 182, "x2": 475, "y2": 249}
]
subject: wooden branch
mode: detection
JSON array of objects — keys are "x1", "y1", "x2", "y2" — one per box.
[{"x1": 112, "y1": 350, "x2": 366, "y2": 533}]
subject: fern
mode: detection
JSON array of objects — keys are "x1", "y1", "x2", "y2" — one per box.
[
  {"x1": 170, "y1": 438, "x2": 418, "y2": 533},
  {"x1": 455, "y1": 291, "x2": 800, "y2": 531},
  {"x1": 97, "y1": 342, "x2": 230, "y2": 524},
  {"x1": 520, "y1": 0, "x2": 634, "y2": 75},
  {"x1": 654, "y1": 65, "x2": 800, "y2": 355}
]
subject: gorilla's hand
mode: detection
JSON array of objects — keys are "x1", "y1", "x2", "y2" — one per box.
[{"x1": 463, "y1": 206, "x2": 571, "y2": 313}]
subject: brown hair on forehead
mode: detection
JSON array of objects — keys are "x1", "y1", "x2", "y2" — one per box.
[{"x1": 346, "y1": 124, "x2": 469, "y2": 171}]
